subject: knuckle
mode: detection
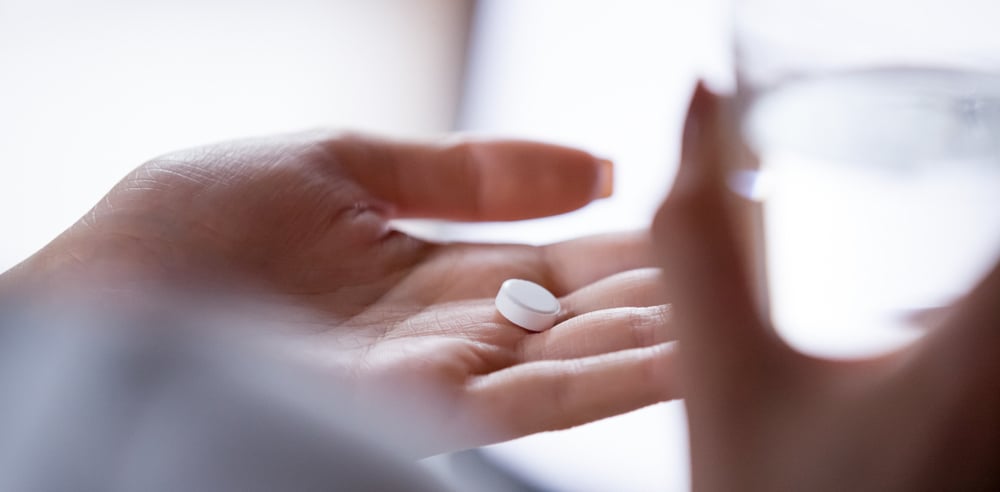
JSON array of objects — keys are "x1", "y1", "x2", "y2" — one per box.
[
  {"x1": 627, "y1": 310, "x2": 657, "y2": 347},
  {"x1": 640, "y1": 344, "x2": 673, "y2": 389},
  {"x1": 550, "y1": 362, "x2": 583, "y2": 416},
  {"x1": 628, "y1": 305, "x2": 671, "y2": 347},
  {"x1": 650, "y1": 304, "x2": 673, "y2": 326}
]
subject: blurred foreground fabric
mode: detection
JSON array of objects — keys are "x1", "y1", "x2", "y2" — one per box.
[{"x1": 0, "y1": 300, "x2": 448, "y2": 492}]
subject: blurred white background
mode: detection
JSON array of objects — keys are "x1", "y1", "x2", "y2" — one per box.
[
  {"x1": 0, "y1": 0, "x2": 471, "y2": 272},
  {"x1": 0, "y1": 1, "x2": 716, "y2": 491}
]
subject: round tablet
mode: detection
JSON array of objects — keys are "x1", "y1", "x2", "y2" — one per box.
[{"x1": 495, "y1": 279, "x2": 561, "y2": 332}]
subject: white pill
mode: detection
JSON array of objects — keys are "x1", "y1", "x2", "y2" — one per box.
[{"x1": 495, "y1": 279, "x2": 561, "y2": 332}]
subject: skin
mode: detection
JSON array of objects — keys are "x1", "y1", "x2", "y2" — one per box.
[
  {"x1": 0, "y1": 131, "x2": 678, "y2": 456},
  {"x1": 652, "y1": 85, "x2": 1000, "y2": 491},
  {"x1": 8, "y1": 87, "x2": 990, "y2": 489}
]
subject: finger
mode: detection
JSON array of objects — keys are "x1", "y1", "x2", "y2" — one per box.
[
  {"x1": 380, "y1": 242, "x2": 548, "y2": 305},
  {"x1": 467, "y1": 343, "x2": 678, "y2": 441},
  {"x1": 397, "y1": 231, "x2": 655, "y2": 305},
  {"x1": 920, "y1": 258, "x2": 1000, "y2": 373},
  {"x1": 542, "y1": 230, "x2": 655, "y2": 295},
  {"x1": 652, "y1": 83, "x2": 788, "y2": 381},
  {"x1": 519, "y1": 305, "x2": 673, "y2": 361},
  {"x1": 557, "y1": 267, "x2": 663, "y2": 321},
  {"x1": 328, "y1": 134, "x2": 613, "y2": 221}
]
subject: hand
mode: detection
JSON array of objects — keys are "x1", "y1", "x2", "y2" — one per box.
[
  {"x1": 5, "y1": 132, "x2": 678, "y2": 455},
  {"x1": 653, "y1": 86, "x2": 1000, "y2": 491}
]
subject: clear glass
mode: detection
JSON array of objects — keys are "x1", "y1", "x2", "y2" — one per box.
[{"x1": 734, "y1": 0, "x2": 1000, "y2": 357}]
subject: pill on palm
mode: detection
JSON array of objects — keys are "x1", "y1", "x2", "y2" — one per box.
[{"x1": 495, "y1": 279, "x2": 561, "y2": 332}]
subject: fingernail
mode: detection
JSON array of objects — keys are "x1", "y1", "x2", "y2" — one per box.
[{"x1": 597, "y1": 158, "x2": 614, "y2": 198}]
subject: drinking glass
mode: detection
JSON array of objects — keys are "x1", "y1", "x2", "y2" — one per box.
[{"x1": 733, "y1": 0, "x2": 1000, "y2": 356}]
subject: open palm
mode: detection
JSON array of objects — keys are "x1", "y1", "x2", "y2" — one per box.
[{"x1": 12, "y1": 132, "x2": 678, "y2": 455}]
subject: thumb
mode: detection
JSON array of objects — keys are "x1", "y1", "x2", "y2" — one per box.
[{"x1": 328, "y1": 134, "x2": 613, "y2": 221}]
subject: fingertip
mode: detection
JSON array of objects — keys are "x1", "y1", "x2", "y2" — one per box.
[
  {"x1": 474, "y1": 141, "x2": 611, "y2": 219},
  {"x1": 655, "y1": 81, "x2": 731, "y2": 243},
  {"x1": 683, "y1": 81, "x2": 711, "y2": 153},
  {"x1": 675, "y1": 81, "x2": 725, "y2": 197}
]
